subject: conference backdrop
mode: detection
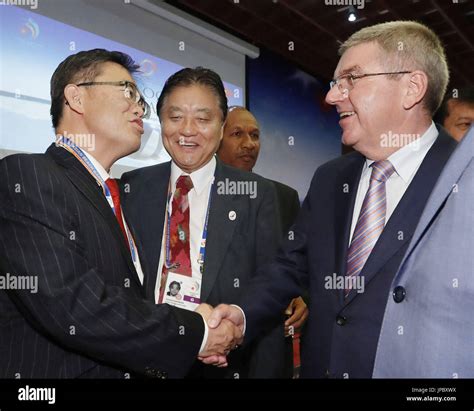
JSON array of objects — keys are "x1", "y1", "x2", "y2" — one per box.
[
  {"x1": 248, "y1": 48, "x2": 341, "y2": 201},
  {"x1": 0, "y1": 2, "x2": 245, "y2": 175}
]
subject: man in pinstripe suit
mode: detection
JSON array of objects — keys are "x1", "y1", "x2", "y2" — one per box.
[{"x1": 0, "y1": 49, "x2": 241, "y2": 378}]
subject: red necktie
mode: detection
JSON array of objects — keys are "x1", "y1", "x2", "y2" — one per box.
[
  {"x1": 158, "y1": 175, "x2": 193, "y2": 303},
  {"x1": 105, "y1": 178, "x2": 130, "y2": 251}
]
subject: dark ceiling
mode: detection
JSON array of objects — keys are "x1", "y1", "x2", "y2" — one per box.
[{"x1": 165, "y1": 0, "x2": 474, "y2": 90}]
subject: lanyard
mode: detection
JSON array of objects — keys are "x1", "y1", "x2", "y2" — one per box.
[
  {"x1": 56, "y1": 136, "x2": 138, "y2": 263},
  {"x1": 165, "y1": 178, "x2": 213, "y2": 275}
]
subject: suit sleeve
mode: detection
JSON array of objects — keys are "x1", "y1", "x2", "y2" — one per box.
[
  {"x1": 240, "y1": 174, "x2": 315, "y2": 345},
  {"x1": 0, "y1": 156, "x2": 204, "y2": 378},
  {"x1": 247, "y1": 180, "x2": 290, "y2": 377}
]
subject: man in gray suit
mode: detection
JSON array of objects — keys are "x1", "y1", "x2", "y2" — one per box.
[{"x1": 373, "y1": 126, "x2": 474, "y2": 378}]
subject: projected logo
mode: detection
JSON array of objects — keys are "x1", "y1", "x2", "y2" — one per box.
[
  {"x1": 139, "y1": 59, "x2": 157, "y2": 77},
  {"x1": 19, "y1": 18, "x2": 39, "y2": 40}
]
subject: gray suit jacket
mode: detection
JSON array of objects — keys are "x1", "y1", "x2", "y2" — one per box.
[{"x1": 373, "y1": 127, "x2": 474, "y2": 378}]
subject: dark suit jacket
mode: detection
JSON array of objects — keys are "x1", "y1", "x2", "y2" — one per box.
[
  {"x1": 0, "y1": 144, "x2": 204, "y2": 379},
  {"x1": 268, "y1": 179, "x2": 301, "y2": 234},
  {"x1": 120, "y1": 158, "x2": 289, "y2": 378},
  {"x1": 238, "y1": 128, "x2": 457, "y2": 378}
]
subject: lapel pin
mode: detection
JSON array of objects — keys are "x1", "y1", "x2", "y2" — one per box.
[{"x1": 228, "y1": 210, "x2": 236, "y2": 221}]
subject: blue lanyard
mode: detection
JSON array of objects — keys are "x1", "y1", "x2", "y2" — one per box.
[
  {"x1": 56, "y1": 136, "x2": 138, "y2": 263},
  {"x1": 165, "y1": 179, "x2": 213, "y2": 274}
]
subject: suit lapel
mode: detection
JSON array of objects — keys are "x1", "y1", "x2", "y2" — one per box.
[
  {"x1": 334, "y1": 153, "x2": 365, "y2": 305},
  {"x1": 394, "y1": 128, "x2": 469, "y2": 283},
  {"x1": 46, "y1": 144, "x2": 142, "y2": 289},
  {"x1": 124, "y1": 163, "x2": 170, "y2": 301},
  {"x1": 200, "y1": 160, "x2": 239, "y2": 302},
  {"x1": 344, "y1": 130, "x2": 457, "y2": 304}
]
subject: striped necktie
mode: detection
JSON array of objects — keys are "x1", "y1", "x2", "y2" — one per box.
[{"x1": 345, "y1": 160, "x2": 395, "y2": 296}]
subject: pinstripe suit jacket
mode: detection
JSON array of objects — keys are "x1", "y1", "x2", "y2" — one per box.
[{"x1": 0, "y1": 144, "x2": 204, "y2": 378}]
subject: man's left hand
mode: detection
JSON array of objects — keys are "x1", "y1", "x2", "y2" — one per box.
[{"x1": 284, "y1": 297, "x2": 308, "y2": 337}]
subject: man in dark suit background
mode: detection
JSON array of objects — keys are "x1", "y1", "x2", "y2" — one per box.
[
  {"x1": 204, "y1": 21, "x2": 458, "y2": 378},
  {"x1": 120, "y1": 67, "x2": 289, "y2": 378},
  {"x1": 0, "y1": 49, "x2": 239, "y2": 379},
  {"x1": 216, "y1": 106, "x2": 307, "y2": 337},
  {"x1": 216, "y1": 106, "x2": 308, "y2": 377}
]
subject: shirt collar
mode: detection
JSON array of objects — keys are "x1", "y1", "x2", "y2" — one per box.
[
  {"x1": 366, "y1": 121, "x2": 438, "y2": 184},
  {"x1": 170, "y1": 156, "x2": 216, "y2": 195}
]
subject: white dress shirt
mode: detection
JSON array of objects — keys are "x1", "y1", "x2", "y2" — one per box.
[
  {"x1": 349, "y1": 121, "x2": 439, "y2": 245},
  {"x1": 81, "y1": 150, "x2": 145, "y2": 285},
  {"x1": 154, "y1": 156, "x2": 217, "y2": 352}
]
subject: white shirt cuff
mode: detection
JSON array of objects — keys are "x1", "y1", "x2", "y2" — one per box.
[
  {"x1": 198, "y1": 316, "x2": 209, "y2": 354},
  {"x1": 231, "y1": 304, "x2": 246, "y2": 335}
]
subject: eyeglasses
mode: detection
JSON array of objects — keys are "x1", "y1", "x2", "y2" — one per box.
[
  {"x1": 75, "y1": 81, "x2": 151, "y2": 119},
  {"x1": 329, "y1": 71, "x2": 412, "y2": 95}
]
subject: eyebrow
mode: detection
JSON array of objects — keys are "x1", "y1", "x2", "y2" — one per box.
[
  {"x1": 455, "y1": 117, "x2": 474, "y2": 121},
  {"x1": 195, "y1": 108, "x2": 213, "y2": 116},
  {"x1": 167, "y1": 106, "x2": 213, "y2": 115},
  {"x1": 335, "y1": 65, "x2": 362, "y2": 78}
]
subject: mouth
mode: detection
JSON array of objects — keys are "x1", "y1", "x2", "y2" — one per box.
[
  {"x1": 178, "y1": 139, "x2": 199, "y2": 149},
  {"x1": 131, "y1": 119, "x2": 144, "y2": 132},
  {"x1": 339, "y1": 111, "x2": 356, "y2": 120},
  {"x1": 238, "y1": 154, "x2": 256, "y2": 162}
]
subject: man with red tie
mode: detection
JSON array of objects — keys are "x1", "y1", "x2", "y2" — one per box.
[
  {"x1": 0, "y1": 49, "x2": 240, "y2": 379},
  {"x1": 204, "y1": 21, "x2": 458, "y2": 378},
  {"x1": 121, "y1": 67, "x2": 290, "y2": 378}
]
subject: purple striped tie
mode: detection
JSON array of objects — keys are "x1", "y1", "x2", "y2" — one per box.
[{"x1": 345, "y1": 160, "x2": 395, "y2": 296}]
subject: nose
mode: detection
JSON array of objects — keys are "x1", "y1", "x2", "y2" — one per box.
[
  {"x1": 133, "y1": 102, "x2": 145, "y2": 119},
  {"x1": 241, "y1": 133, "x2": 257, "y2": 150},
  {"x1": 325, "y1": 85, "x2": 347, "y2": 106},
  {"x1": 180, "y1": 117, "x2": 198, "y2": 136}
]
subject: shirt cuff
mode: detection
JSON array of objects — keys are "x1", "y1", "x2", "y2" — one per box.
[
  {"x1": 230, "y1": 304, "x2": 246, "y2": 335},
  {"x1": 198, "y1": 316, "x2": 209, "y2": 354}
]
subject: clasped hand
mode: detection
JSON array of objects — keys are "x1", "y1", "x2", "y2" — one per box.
[{"x1": 196, "y1": 303, "x2": 245, "y2": 367}]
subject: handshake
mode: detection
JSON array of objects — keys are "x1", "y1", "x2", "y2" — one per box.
[{"x1": 195, "y1": 303, "x2": 245, "y2": 367}]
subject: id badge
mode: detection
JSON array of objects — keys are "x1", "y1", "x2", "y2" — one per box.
[{"x1": 163, "y1": 272, "x2": 202, "y2": 311}]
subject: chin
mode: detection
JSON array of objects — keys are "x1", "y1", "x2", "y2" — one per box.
[{"x1": 341, "y1": 131, "x2": 359, "y2": 147}]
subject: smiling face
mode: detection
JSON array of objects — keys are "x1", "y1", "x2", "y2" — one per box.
[
  {"x1": 218, "y1": 108, "x2": 260, "y2": 172},
  {"x1": 325, "y1": 42, "x2": 409, "y2": 159},
  {"x1": 160, "y1": 84, "x2": 224, "y2": 173},
  {"x1": 82, "y1": 62, "x2": 145, "y2": 157}
]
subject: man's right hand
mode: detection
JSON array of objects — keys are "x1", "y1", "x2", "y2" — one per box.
[
  {"x1": 198, "y1": 316, "x2": 242, "y2": 367},
  {"x1": 208, "y1": 304, "x2": 245, "y2": 333},
  {"x1": 198, "y1": 304, "x2": 245, "y2": 366}
]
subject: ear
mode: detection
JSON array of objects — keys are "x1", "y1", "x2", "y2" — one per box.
[
  {"x1": 403, "y1": 70, "x2": 428, "y2": 110},
  {"x1": 219, "y1": 123, "x2": 224, "y2": 142},
  {"x1": 64, "y1": 84, "x2": 85, "y2": 115}
]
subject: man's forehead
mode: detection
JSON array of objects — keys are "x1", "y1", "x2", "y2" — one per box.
[
  {"x1": 334, "y1": 42, "x2": 381, "y2": 77},
  {"x1": 448, "y1": 99, "x2": 474, "y2": 116},
  {"x1": 227, "y1": 110, "x2": 259, "y2": 128}
]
